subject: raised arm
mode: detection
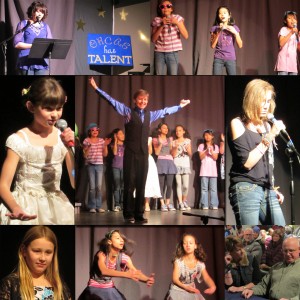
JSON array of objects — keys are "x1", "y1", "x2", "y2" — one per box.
[
  {"x1": 230, "y1": 118, "x2": 284, "y2": 170},
  {"x1": 172, "y1": 18, "x2": 188, "y2": 39}
]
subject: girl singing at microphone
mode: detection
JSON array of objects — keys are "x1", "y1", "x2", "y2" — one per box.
[
  {"x1": 210, "y1": 6, "x2": 243, "y2": 75},
  {"x1": 151, "y1": 0, "x2": 188, "y2": 75},
  {"x1": 14, "y1": 1, "x2": 53, "y2": 75},
  {"x1": 275, "y1": 11, "x2": 300, "y2": 75},
  {"x1": 0, "y1": 77, "x2": 75, "y2": 225},
  {"x1": 228, "y1": 79, "x2": 286, "y2": 225}
]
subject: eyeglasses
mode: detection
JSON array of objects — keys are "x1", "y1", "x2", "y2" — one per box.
[
  {"x1": 159, "y1": 4, "x2": 173, "y2": 9},
  {"x1": 90, "y1": 128, "x2": 99, "y2": 131}
]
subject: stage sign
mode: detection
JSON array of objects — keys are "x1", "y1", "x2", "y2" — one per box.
[{"x1": 87, "y1": 34, "x2": 133, "y2": 66}]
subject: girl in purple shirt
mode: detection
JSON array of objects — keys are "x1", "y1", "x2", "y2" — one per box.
[
  {"x1": 210, "y1": 6, "x2": 243, "y2": 75},
  {"x1": 14, "y1": 1, "x2": 52, "y2": 75}
]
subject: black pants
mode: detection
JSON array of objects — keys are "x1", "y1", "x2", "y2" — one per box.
[{"x1": 123, "y1": 149, "x2": 148, "y2": 219}]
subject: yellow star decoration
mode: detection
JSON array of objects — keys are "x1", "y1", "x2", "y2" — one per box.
[
  {"x1": 98, "y1": 6, "x2": 105, "y2": 18},
  {"x1": 76, "y1": 18, "x2": 86, "y2": 31},
  {"x1": 120, "y1": 8, "x2": 128, "y2": 21}
]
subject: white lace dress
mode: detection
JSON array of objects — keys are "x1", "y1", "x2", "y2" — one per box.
[{"x1": 0, "y1": 131, "x2": 74, "y2": 225}]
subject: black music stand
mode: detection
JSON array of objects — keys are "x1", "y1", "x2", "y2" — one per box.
[{"x1": 28, "y1": 38, "x2": 72, "y2": 75}]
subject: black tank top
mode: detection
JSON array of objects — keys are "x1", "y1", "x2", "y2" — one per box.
[{"x1": 228, "y1": 120, "x2": 274, "y2": 188}]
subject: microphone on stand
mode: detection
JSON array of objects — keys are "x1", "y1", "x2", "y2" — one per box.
[
  {"x1": 15, "y1": 20, "x2": 32, "y2": 34},
  {"x1": 56, "y1": 119, "x2": 75, "y2": 155},
  {"x1": 267, "y1": 113, "x2": 296, "y2": 150}
]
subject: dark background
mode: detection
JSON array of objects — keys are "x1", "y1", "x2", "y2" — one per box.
[
  {"x1": 0, "y1": 225, "x2": 75, "y2": 299},
  {"x1": 0, "y1": 76, "x2": 75, "y2": 204},
  {"x1": 225, "y1": 76, "x2": 300, "y2": 225}
]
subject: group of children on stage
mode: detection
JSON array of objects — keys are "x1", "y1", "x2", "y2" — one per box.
[
  {"x1": 80, "y1": 121, "x2": 225, "y2": 213},
  {"x1": 152, "y1": 1, "x2": 300, "y2": 75}
]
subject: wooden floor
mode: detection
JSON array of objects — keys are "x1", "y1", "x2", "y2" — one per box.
[{"x1": 75, "y1": 208, "x2": 225, "y2": 226}]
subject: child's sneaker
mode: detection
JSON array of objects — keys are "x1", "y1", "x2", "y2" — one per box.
[
  {"x1": 160, "y1": 204, "x2": 168, "y2": 212},
  {"x1": 113, "y1": 206, "x2": 121, "y2": 212},
  {"x1": 183, "y1": 201, "x2": 191, "y2": 210},
  {"x1": 179, "y1": 202, "x2": 186, "y2": 211},
  {"x1": 167, "y1": 204, "x2": 176, "y2": 211}
]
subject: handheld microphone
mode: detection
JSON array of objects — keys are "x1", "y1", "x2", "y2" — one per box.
[
  {"x1": 267, "y1": 113, "x2": 296, "y2": 150},
  {"x1": 166, "y1": 14, "x2": 171, "y2": 33},
  {"x1": 294, "y1": 24, "x2": 299, "y2": 42},
  {"x1": 56, "y1": 119, "x2": 75, "y2": 155},
  {"x1": 36, "y1": 16, "x2": 42, "y2": 24}
]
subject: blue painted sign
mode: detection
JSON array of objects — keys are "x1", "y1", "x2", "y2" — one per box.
[{"x1": 87, "y1": 34, "x2": 133, "y2": 66}]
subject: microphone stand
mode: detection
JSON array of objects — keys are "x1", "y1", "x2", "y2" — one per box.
[
  {"x1": 0, "y1": 23, "x2": 29, "y2": 75},
  {"x1": 278, "y1": 133, "x2": 300, "y2": 225},
  {"x1": 285, "y1": 148, "x2": 296, "y2": 225},
  {"x1": 182, "y1": 212, "x2": 225, "y2": 225}
]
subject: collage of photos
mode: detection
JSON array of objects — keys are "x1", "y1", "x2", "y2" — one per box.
[{"x1": 0, "y1": 0, "x2": 300, "y2": 300}]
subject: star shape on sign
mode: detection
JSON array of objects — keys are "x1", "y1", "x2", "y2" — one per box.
[
  {"x1": 120, "y1": 8, "x2": 128, "y2": 21},
  {"x1": 76, "y1": 18, "x2": 86, "y2": 31},
  {"x1": 98, "y1": 6, "x2": 106, "y2": 17}
]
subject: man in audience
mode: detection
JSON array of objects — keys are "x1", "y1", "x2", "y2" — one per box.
[
  {"x1": 243, "y1": 228, "x2": 263, "y2": 264},
  {"x1": 242, "y1": 236, "x2": 300, "y2": 300}
]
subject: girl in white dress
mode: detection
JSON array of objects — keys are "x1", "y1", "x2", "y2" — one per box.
[
  {"x1": 0, "y1": 77, "x2": 75, "y2": 225},
  {"x1": 144, "y1": 137, "x2": 161, "y2": 211}
]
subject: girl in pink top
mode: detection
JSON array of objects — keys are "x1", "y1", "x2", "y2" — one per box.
[
  {"x1": 151, "y1": 0, "x2": 188, "y2": 75},
  {"x1": 81, "y1": 229, "x2": 155, "y2": 300},
  {"x1": 198, "y1": 129, "x2": 219, "y2": 209},
  {"x1": 275, "y1": 11, "x2": 300, "y2": 75}
]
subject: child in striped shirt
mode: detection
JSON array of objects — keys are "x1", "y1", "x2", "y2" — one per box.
[
  {"x1": 83, "y1": 123, "x2": 110, "y2": 213},
  {"x1": 81, "y1": 229, "x2": 155, "y2": 300},
  {"x1": 151, "y1": 0, "x2": 188, "y2": 75}
]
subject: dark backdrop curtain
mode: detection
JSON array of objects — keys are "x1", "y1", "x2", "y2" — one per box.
[
  {"x1": 0, "y1": 0, "x2": 75, "y2": 75},
  {"x1": 75, "y1": 75, "x2": 225, "y2": 210},
  {"x1": 75, "y1": 226, "x2": 224, "y2": 300},
  {"x1": 225, "y1": 76, "x2": 300, "y2": 225},
  {"x1": 0, "y1": 225, "x2": 75, "y2": 299},
  {"x1": 0, "y1": 76, "x2": 75, "y2": 204},
  {"x1": 150, "y1": 0, "x2": 300, "y2": 75}
]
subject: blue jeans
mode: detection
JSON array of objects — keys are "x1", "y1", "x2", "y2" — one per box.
[
  {"x1": 86, "y1": 164, "x2": 103, "y2": 209},
  {"x1": 154, "y1": 51, "x2": 179, "y2": 75},
  {"x1": 213, "y1": 58, "x2": 236, "y2": 75},
  {"x1": 277, "y1": 71, "x2": 298, "y2": 75},
  {"x1": 200, "y1": 177, "x2": 219, "y2": 208},
  {"x1": 112, "y1": 167, "x2": 124, "y2": 207},
  {"x1": 229, "y1": 182, "x2": 286, "y2": 225},
  {"x1": 19, "y1": 68, "x2": 49, "y2": 75}
]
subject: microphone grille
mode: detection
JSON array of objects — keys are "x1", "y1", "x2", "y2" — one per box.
[
  {"x1": 56, "y1": 119, "x2": 68, "y2": 132},
  {"x1": 267, "y1": 113, "x2": 274, "y2": 121}
]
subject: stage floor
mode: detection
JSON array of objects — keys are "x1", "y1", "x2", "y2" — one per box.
[{"x1": 75, "y1": 208, "x2": 225, "y2": 226}]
